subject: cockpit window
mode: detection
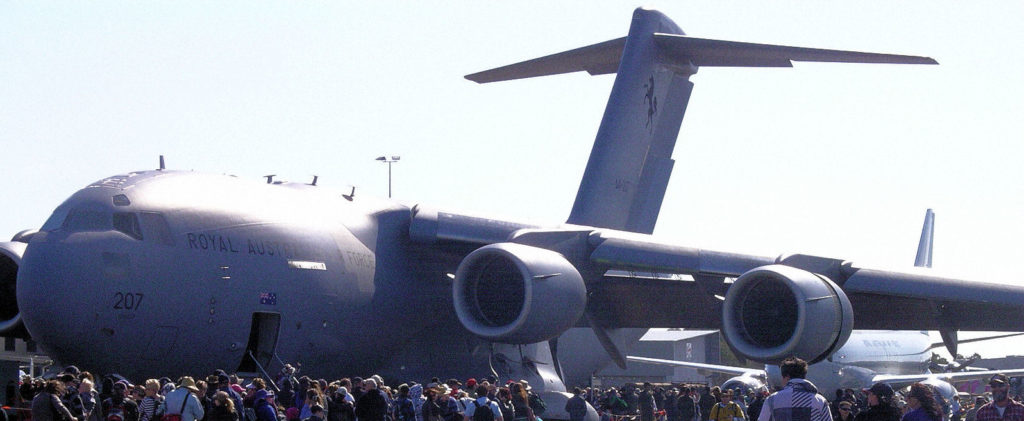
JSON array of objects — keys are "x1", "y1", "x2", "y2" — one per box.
[
  {"x1": 139, "y1": 212, "x2": 174, "y2": 246},
  {"x1": 41, "y1": 205, "x2": 71, "y2": 232},
  {"x1": 113, "y1": 212, "x2": 143, "y2": 240},
  {"x1": 63, "y1": 208, "x2": 109, "y2": 232}
]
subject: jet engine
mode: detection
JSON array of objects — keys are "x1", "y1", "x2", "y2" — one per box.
[
  {"x1": 0, "y1": 241, "x2": 27, "y2": 337},
  {"x1": 722, "y1": 264, "x2": 853, "y2": 364},
  {"x1": 453, "y1": 243, "x2": 587, "y2": 344}
]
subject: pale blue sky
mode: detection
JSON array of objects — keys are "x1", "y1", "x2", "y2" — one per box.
[{"x1": 3, "y1": 2, "x2": 1023, "y2": 358}]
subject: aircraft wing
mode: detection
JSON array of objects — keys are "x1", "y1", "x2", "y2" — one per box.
[
  {"x1": 626, "y1": 356, "x2": 765, "y2": 378},
  {"x1": 873, "y1": 369, "x2": 1024, "y2": 389},
  {"x1": 582, "y1": 230, "x2": 1024, "y2": 331},
  {"x1": 412, "y1": 208, "x2": 1024, "y2": 364}
]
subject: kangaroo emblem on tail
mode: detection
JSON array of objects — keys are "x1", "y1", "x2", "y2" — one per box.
[{"x1": 643, "y1": 75, "x2": 657, "y2": 130}]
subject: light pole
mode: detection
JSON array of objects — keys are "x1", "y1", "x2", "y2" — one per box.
[{"x1": 375, "y1": 155, "x2": 400, "y2": 198}]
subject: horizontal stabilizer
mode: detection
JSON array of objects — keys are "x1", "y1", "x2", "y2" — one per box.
[
  {"x1": 466, "y1": 33, "x2": 936, "y2": 84},
  {"x1": 653, "y1": 34, "x2": 938, "y2": 67},
  {"x1": 466, "y1": 38, "x2": 626, "y2": 83}
]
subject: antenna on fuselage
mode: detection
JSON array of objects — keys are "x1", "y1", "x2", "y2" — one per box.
[{"x1": 159, "y1": 155, "x2": 165, "y2": 170}]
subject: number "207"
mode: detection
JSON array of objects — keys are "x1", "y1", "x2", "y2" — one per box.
[{"x1": 113, "y1": 292, "x2": 144, "y2": 310}]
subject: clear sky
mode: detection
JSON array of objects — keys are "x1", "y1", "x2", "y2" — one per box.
[{"x1": 2, "y1": 2, "x2": 1023, "y2": 359}]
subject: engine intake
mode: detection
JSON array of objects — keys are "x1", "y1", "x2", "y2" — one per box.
[
  {"x1": 454, "y1": 243, "x2": 587, "y2": 344},
  {"x1": 722, "y1": 264, "x2": 852, "y2": 364},
  {"x1": 0, "y1": 242, "x2": 27, "y2": 337}
]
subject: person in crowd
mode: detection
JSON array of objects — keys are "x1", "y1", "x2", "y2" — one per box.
[
  {"x1": 61, "y1": 373, "x2": 85, "y2": 421},
  {"x1": 901, "y1": 383, "x2": 941, "y2": 421},
  {"x1": 700, "y1": 388, "x2": 716, "y2": 421},
  {"x1": 464, "y1": 385, "x2": 503, "y2": 421},
  {"x1": 975, "y1": 374, "x2": 1024, "y2": 421},
  {"x1": 79, "y1": 378, "x2": 103, "y2": 421},
  {"x1": 437, "y1": 385, "x2": 462, "y2": 421},
  {"x1": 422, "y1": 387, "x2": 445, "y2": 421},
  {"x1": 253, "y1": 390, "x2": 277, "y2": 421},
  {"x1": 300, "y1": 388, "x2": 326, "y2": 420},
  {"x1": 679, "y1": 387, "x2": 700, "y2": 421},
  {"x1": 304, "y1": 404, "x2": 325, "y2": 421},
  {"x1": 495, "y1": 388, "x2": 515, "y2": 421},
  {"x1": 139, "y1": 379, "x2": 163, "y2": 421},
  {"x1": 409, "y1": 383, "x2": 426, "y2": 421},
  {"x1": 355, "y1": 378, "x2": 389, "y2": 421},
  {"x1": 758, "y1": 357, "x2": 832, "y2": 421},
  {"x1": 963, "y1": 397, "x2": 986, "y2": 421},
  {"x1": 333, "y1": 387, "x2": 355, "y2": 421},
  {"x1": 564, "y1": 387, "x2": 587, "y2": 421},
  {"x1": 625, "y1": 386, "x2": 640, "y2": 416},
  {"x1": 709, "y1": 390, "x2": 744, "y2": 421},
  {"x1": 33, "y1": 380, "x2": 77, "y2": 421},
  {"x1": 665, "y1": 388, "x2": 681, "y2": 421},
  {"x1": 214, "y1": 375, "x2": 243, "y2": 421},
  {"x1": 733, "y1": 389, "x2": 746, "y2": 417},
  {"x1": 394, "y1": 384, "x2": 416, "y2": 421},
  {"x1": 746, "y1": 392, "x2": 765, "y2": 421},
  {"x1": 244, "y1": 379, "x2": 266, "y2": 409},
  {"x1": 509, "y1": 383, "x2": 534, "y2": 421},
  {"x1": 157, "y1": 377, "x2": 204, "y2": 421},
  {"x1": 104, "y1": 381, "x2": 140, "y2": 421},
  {"x1": 208, "y1": 391, "x2": 239, "y2": 421},
  {"x1": 854, "y1": 383, "x2": 899, "y2": 421},
  {"x1": 836, "y1": 402, "x2": 855, "y2": 421},
  {"x1": 640, "y1": 383, "x2": 658, "y2": 421}
]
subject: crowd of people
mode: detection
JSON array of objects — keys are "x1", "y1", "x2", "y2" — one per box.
[
  {"x1": 6, "y1": 358, "x2": 1023, "y2": 421},
  {"x1": 575, "y1": 359, "x2": 1022, "y2": 421},
  {"x1": 8, "y1": 365, "x2": 550, "y2": 421}
]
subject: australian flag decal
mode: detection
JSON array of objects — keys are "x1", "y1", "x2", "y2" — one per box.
[{"x1": 259, "y1": 292, "x2": 277, "y2": 306}]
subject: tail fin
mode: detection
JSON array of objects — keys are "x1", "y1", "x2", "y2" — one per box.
[
  {"x1": 467, "y1": 8, "x2": 937, "y2": 234},
  {"x1": 915, "y1": 208, "x2": 935, "y2": 268}
]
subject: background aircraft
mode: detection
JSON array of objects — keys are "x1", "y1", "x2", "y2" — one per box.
[
  {"x1": 2, "y1": 3, "x2": 1024, "y2": 415},
  {"x1": 629, "y1": 331, "x2": 1024, "y2": 407}
]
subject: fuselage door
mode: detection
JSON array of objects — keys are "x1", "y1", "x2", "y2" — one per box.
[{"x1": 237, "y1": 312, "x2": 281, "y2": 374}]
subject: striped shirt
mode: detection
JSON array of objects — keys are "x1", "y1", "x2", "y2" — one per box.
[{"x1": 758, "y1": 379, "x2": 832, "y2": 421}]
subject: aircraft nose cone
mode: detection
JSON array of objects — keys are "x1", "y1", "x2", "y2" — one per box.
[{"x1": 18, "y1": 235, "x2": 104, "y2": 365}]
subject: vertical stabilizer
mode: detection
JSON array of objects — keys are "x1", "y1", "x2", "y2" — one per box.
[
  {"x1": 567, "y1": 9, "x2": 692, "y2": 234},
  {"x1": 465, "y1": 7, "x2": 936, "y2": 234},
  {"x1": 915, "y1": 209, "x2": 935, "y2": 268}
]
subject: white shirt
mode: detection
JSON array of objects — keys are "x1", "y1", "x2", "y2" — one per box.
[{"x1": 463, "y1": 397, "x2": 503, "y2": 421}]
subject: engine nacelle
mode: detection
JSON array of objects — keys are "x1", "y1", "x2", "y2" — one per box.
[
  {"x1": 453, "y1": 243, "x2": 587, "y2": 344},
  {"x1": 0, "y1": 241, "x2": 27, "y2": 336},
  {"x1": 722, "y1": 264, "x2": 853, "y2": 364}
]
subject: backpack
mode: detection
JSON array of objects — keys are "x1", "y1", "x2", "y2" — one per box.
[
  {"x1": 528, "y1": 394, "x2": 546, "y2": 417},
  {"x1": 472, "y1": 401, "x2": 495, "y2": 421}
]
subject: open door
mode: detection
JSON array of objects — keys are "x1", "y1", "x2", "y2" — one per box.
[{"x1": 237, "y1": 312, "x2": 281, "y2": 374}]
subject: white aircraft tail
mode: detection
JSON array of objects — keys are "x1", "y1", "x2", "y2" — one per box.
[
  {"x1": 915, "y1": 208, "x2": 935, "y2": 267},
  {"x1": 467, "y1": 7, "x2": 937, "y2": 234}
]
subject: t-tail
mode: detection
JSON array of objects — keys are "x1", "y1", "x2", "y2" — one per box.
[{"x1": 467, "y1": 7, "x2": 936, "y2": 234}]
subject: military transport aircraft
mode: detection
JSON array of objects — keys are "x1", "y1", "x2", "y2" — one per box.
[{"x1": 3, "y1": 8, "x2": 1024, "y2": 417}]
